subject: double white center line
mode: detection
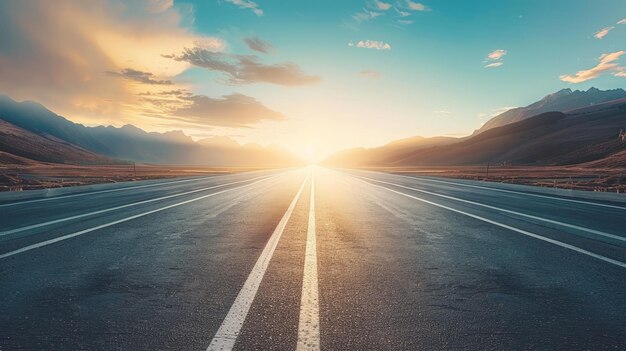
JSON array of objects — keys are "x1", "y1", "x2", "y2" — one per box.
[
  {"x1": 297, "y1": 176, "x2": 320, "y2": 351},
  {"x1": 207, "y1": 172, "x2": 321, "y2": 351}
]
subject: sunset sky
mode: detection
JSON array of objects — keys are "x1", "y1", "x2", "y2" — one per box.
[{"x1": 1, "y1": 0, "x2": 625, "y2": 160}]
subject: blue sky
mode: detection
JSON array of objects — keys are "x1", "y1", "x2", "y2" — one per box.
[{"x1": 1, "y1": 0, "x2": 625, "y2": 159}]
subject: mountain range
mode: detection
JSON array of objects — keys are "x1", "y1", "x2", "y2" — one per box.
[
  {"x1": 0, "y1": 95, "x2": 302, "y2": 167},
  {"x1": 324, "y1": 87, "x2": 626, "y2": 167},
  {"x1": 475, "y1": 87, "x2": 626, "y2": 133},
  {"x1": 2, "y1": 87, "x2": 626, "y2": 169}
]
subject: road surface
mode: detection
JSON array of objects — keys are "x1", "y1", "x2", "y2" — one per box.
[{"x1": 1, "y1": 167, "x2": 625, "y2": 350}]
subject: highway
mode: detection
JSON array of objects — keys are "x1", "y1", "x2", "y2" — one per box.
[{"x1": 1, "y1": 167, "x2": 625, "y2": 350}]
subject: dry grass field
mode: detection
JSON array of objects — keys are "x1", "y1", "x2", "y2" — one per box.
[
  {"x1": 0, "y1": 162, "x2": 269, "y2": 191},
  {"x1": 364, "y1": 165, "x2": 626, "y2": 193}
]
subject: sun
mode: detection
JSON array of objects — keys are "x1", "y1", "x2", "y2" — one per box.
[{"x1": 305, "y1": 145, "x2": 318, "y2": 164}]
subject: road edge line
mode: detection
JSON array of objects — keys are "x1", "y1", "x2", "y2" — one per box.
[{"x1": 354, "y1": 177, "x2": 626, "y2": 269}]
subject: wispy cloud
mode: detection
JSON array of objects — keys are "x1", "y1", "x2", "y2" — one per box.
[
  {"x1": 347, "y1": 0, "x2": 427, "y2": 27},
  {"x1": 594, "y1": 27, "x2": 614, "y2": 39},
  {"x1": 106, "y1": 68, "x2": 173, "y2": 85},
  {"x1": 359, "y1": 70, "x2": 382, "y2": 79},
  {"x1": 352, "y1": 9, "x2": 383, "y2": 22},
  {"x1": 225, "y1": 0, "x2": 263, "y2": 16},
  {"x1": 373, "y1": 0, "x2": 392, "y2": 11},
  {"x1": 406, "y1": 1, "x2": 428, "y2": 11},
  {"x1": 244, "y1": 36, "x2": 274, "y2": 54},
  {"x1": 484, "y1": 62, "x2": 503, "y2": 68},
  {"x1": 560, "y1": 51, "x2": 625, "y2": 83},
  {"x1": 349, "y1": 40, "x2": 391, "y2": 50},
  {"x1": 484, "y1": 49, "x2": 507, "y2": 68},
  {"x1": 395, "y1": 8, "x2": 411, "y2": 17},
  {"x1": 594, "y1": 18, "x2": 626, "y2": 39},
  {"x1": 164, "y1": 47, "x2": 320, "y2": 86}
]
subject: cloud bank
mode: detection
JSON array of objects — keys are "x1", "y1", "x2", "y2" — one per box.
[{"x1": 0, "y1": 0, "x2": 223, "y2": 125}]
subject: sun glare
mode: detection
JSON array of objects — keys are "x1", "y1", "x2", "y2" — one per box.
[{"x1": 305, "y1": 145, "x2": 318, "y2": 164}]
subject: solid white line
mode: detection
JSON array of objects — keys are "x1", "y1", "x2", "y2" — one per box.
[
  {"x1": 353, "y1": 177, "x2": 626, "y2": 269},
  {"x1": 0, "y1": 175, "x2": 274, "y2": 237},
  {"x1": 0, "y1": 176, "x2": 277, "y2": 260},
  {"x1": 0, "y1": 174, "x2": 230, "y2": 208},
  {"x1": 356, "y1": 175, "x2": 626, "y2": 243},
  {"x1": 207, "y1": 176, "x2": 308, "y2": 351},
  {"x1": 297, "y1": 174, "x2": 320, "y2": 351},
  {"x1": 389, "y1": 173, "x2": 626, "y2": 211}
]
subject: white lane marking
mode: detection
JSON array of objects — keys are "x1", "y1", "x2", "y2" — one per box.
[
  {"x1": 387, "y1": 173, "x2": 626, "y2": 211},
  {"x1": 0, "y1": 175, "x2": 274, "y2": 237},
  {"x1": 0, "y1": 174, "x2": 239, "y2": 208},
  {"x1": 207, "y1": 176, "x2": 308, "y2": 351},
  {"x1": 356, "y1": 175, "x2": 626, "y2": 243},
  {"x1": 0, "y1": 176, "x2": 278, "y2": 260},
  {"x1": 353, "y1": 177, "x2": 626, "y2": 269},
  {"x1": 297, "y1": 175, "x2": 320, "y2": 351}
]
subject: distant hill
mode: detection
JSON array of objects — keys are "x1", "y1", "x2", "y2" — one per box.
[
  {"x1": 324, "y1": 92, "x2": 626, "y2": 167},
  {"x1": 475, "y1": 87, "x2": 626, "y2": 134},
  {"x1": 324, "y1": 135, "x2": 457, "y2": 167},
  {"x1": 0, "y1": 95, "x2": 303, "y2": 167},
  {"x1": 0, "y1": 119, "x2": 114, "y2": 165}
]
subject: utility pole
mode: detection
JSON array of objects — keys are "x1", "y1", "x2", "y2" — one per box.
[
  {"x1": 485, "y1": 161, "x2": 490, "y2": 180},
  {"x1": 133, "y1": 162, "x2": 136, "y2": 177}
]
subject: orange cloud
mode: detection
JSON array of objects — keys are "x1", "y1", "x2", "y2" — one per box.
[
  {"x1": 487, "y1": 49, "x2": 507, "y2": 60},
  {"x1": 560, "y1": 51, "x2": 625, "y2": 83},
  {"x1": 0, "y1": 0, "x2": 224, "y2": 126},
  {"x1": 594, "y1": 27, "x2": 614, "y2": 39},
  {"x1": 406, "y1": 1, "x2": 428, "y2": 11}
]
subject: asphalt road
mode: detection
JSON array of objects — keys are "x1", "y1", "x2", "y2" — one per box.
[{"x1": 1, "y1": 167, "x2": 625, "y2": 350}]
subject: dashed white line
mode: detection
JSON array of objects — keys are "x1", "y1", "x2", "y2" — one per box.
[
  {"x1": 355, "y1": 175, "x2": 626, "y2": 243},
  {"x1": 390, "y1": 173, "x2": 626, "y2": 210},
  {"x1": 297, "y1": 174, "x2": 320, "y2": 351},
  {"x1": 0, "y1": 175, "x2": 224, "y2": 208},
  {"x1": 0, "y1": 175, "x2": 277, "y2": 260},
  {"x1": 354, "y1": 177, "x2": 626, "y2": 269},
  {"x1": 1, "y1": 175, "x2": 274, "y2": 237},
  {"x1": 207, "y1": 176, "x2": 308, "y2": 351}
]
